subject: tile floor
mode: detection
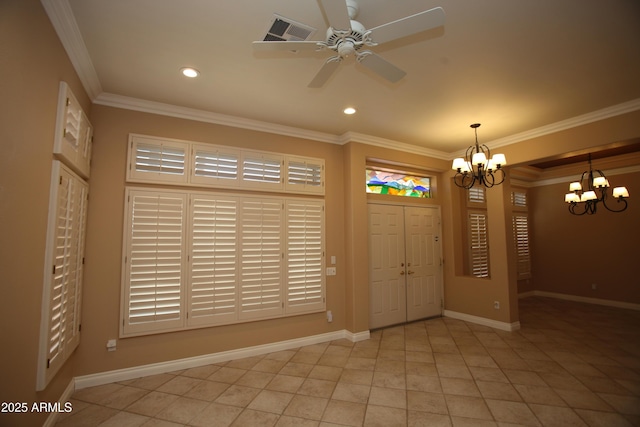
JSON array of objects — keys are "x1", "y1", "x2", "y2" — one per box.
[{"x1": 55, "y1": 297, "x2": 640, "y2": 426}]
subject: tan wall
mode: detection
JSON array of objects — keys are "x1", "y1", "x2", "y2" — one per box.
[
  {"x1": 3, "y1": 2, "x2": 640, "y2": 425},
  {"x1": 0, "y1": 1, "x2": 92, "y2": 426},
  {"x1": 529, "y1": 170, "x2": 640, "y2": 303},
  {"x1": 74, "y1": 105, "x2": 347, "y2": 376}
]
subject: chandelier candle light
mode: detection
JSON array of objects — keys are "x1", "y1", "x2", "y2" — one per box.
[
  {"x1": 452, "y1": 123, "x2": 507, "y2": 189},
  {"x1": 564, "y1": 154, "x2": 630, "y2": 215}
]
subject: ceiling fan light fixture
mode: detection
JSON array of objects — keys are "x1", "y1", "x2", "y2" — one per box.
[
  {"x1": 181, "y1": 67, "x2": 200, "y2": 78},
  {"x1": 343, "y1": 107, "x2": 357, "y2": 115}
]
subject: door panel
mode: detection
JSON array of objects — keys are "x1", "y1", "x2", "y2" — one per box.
[
  {"x1": 369, "y1": 204, "x2": 443, "y2": 329},
  {"x1": 368, "y1": 205, "x2": 407, "y2": 329},
  {"x1": 405, "y1": 207, "x2": 442, "y2": 322}
]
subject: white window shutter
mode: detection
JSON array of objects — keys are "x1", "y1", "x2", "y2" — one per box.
[
  {"x1": 285, "y1": 200, "x2": 325, "y2": 313},
  {"x1": 468, "y1": 211, "x2": 490, "y2": 278},
  {"x1": 241, "y1": 153, "x2": 283, "y2": 190},
  {"x1": 38, "y1": 161, "x2": 88, "y2": 390},
  {"x1": 188, "y1": 195, "x2": 238, "y2": 326},
  {"x1": 239, "y1": 200, "x2": 283, "y2": 319},
  {"x1": 191, "y1": 144, "x2": 240, "y2": 186},
  {"x1": 285, "y1": 157, "x2": 324, "y2": 194},
  {"x1": 123, "y1": 190, "x2": 186, "y2": 335},
  {"x1": 128, "y1": 136, "x2": 189, "y2": 184},
  {"x1": 512, "y1": 214, "x2": 531, "y2": 279}
]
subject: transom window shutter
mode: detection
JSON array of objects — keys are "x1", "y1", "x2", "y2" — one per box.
[
  {"x1": 192, "y1": 145, "x2": 240, "y2": 185},
  {"x1": 189, "y1": 195, "x2": 238, "y2": 326},
  {"x1": 286, "y1": 157, "x2": 324, "y2": 193},
  {"x1": 242, "y1": 154, "x2": 283, "y2": 188},
  {"x1": 123, "y1": 191, "x2": 186, "y2": 335},
  {"x1": 239, "y1": 200, "x2": 283, "y2": 319},
  {"x1": 468, "y1": 211, "x2": 489, "y2": 278},
  {"x1": 285, "y1": 200, "x2": 325, "y2": 313},
  {"x1": 128, "y1": 136, "x2": 189, "y2": 184},
  {"x1": 468, "y1": 187, "x2": 485, "y2": 203},
  {"x1": 511, "y1": 191, "x2": 527, "y2": 207}
]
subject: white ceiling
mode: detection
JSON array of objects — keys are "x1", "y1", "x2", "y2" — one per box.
[{"x1": 46, "y1": 0, "x2": 640, "y2": 155}]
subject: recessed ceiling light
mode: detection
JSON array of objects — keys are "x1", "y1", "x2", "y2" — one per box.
[
  {"x1": 343, "y1": 107, "x2": 357, "y2": 115},
  {"x1": 181, "y1": 67, "x2": 200, "y2": 78}
]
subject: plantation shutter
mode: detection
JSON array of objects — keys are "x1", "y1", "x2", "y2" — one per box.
[
  {"x1": 285, "y1": 200, "x2": 325, "y2": 313},
  {"x1": 191, "y1": 144, "x2": 240, "y2": 186},
  {"x1": 285, "y1": 157, "x2": 324, "y2": 194},
  {"x1": 241, "y1": 153, "x2": 283, "y2": 190},
  {"x1": 512, "y1": 214, "x2": 531, "y2": 279},
  {"x1": 188, "y1": 195, "x2": 238, "y2": 326},
  {"x1": 468, "y1": 211, "x2": 490, "y2": 278},
  {"x1": 239, "y1": 200, "x2": 283, "y2": 319},
  {"x1": 128, "y1": 136, "x2": 189, "y2": 184},
  {"x1": 40, "y1": 162, "x2": 88, "y2": 389},
  {"x1": 123, "y1": 190, "x2": 186, "y2": 335}
]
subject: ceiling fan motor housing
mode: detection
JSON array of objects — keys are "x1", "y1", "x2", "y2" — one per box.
[{"x1": 326, "y1": 20, "x2": 366, "y2": 57}]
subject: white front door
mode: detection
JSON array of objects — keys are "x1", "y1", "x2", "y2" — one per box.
[{"x1": 369, "y1": 204, "x2": 443, "y2": 329}]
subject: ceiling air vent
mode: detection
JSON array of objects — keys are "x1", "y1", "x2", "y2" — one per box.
[{"x1": 262, "y1": 14, "x2": 317, "y2": 42}]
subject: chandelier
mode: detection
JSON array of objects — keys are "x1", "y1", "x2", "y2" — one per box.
[
  {"x1": 564, "y1": 154, "x2": 630, "y2": 215},
  {"x1": 452, "y1": 123, "x2": 507, "y2": 189}
]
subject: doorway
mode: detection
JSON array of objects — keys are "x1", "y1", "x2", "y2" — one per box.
[{"x1": 368, "y1": 204, "x2": 443, "y2": 330}]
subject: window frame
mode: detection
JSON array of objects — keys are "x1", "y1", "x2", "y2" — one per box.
[{"x1": 120, "y1": 187, "x2": 326, "y2": 337}]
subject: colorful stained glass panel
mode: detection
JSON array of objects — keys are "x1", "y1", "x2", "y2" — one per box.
[{"x1": 365, "y1": 169, "x2": 431, "y2": 198}]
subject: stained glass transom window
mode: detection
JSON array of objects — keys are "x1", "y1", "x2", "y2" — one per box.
[{"x1": 365, "y1": 168, "x2": 431, "y2": 198}]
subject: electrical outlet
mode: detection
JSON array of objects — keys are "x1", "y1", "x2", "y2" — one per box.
[
  {"x1": 327, "y1": 310, "x2": 333, "y2": 323},
  {"x1": 493, "y1": 301, "x2": 500, "y2": 310},
  {"x1": 326, "y1": 267, "x2": 336, "y2": 276},
  {"x1": 106, "y1": 339, "x2": 117, "y2": 352}
]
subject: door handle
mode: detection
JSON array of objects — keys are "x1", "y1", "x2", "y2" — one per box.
[
  {"x1": 407, "y1": 270, "x2": 415, "y2": 275},
  {"x1": 400, "y1": 271, "x2": 405, "y2": 275}
]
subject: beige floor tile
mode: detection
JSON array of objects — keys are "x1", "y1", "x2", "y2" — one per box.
[
  {"x1": 127, "y1": 374, "x2": 175, "y2": 391},
  {"x1": 440, "y1": 378, "x2": 481, "y2": 397},
  {"x1": 555, "y1": 388, "x2": 613, "y2": 411},
  {"x1": 444, "y1": 395, "x2": 493, "y2": 421},
  {"x1": 225, "y1": 356, "x2": 263, "y2": 369},
  {"x1": 339, "y1": 368, "x2": 374, "y2": 385},
  {"x1": 181, "y1": 364, "x2": 221, "y2": 379},
  {"x1": 485, "y1": 398, "x2": 540, "y2": 426},
  {"x1": 368, "y1": 386, "x2": 407, "y2": 409},
  {"x1": 344, "y1": 356, "x2": 377, "y2": 370},
  {"x1": 529, "y1": 404, "x2": 587, "y2": 427},
  {"x1": 99, "y1": 411, "x2": 149, "y2": 427},
  {"x1": 280, "y1": 361, "x2": 315, "y2": 377},
  {"x1": 406, "y1": 361, "x2": 438, "y2": 376},
  {"x1": 247, "y1": 390, "x2": 294, "y2": 414},
  {"x1": 56, "y1": 404, "x2": 120, "y2": 427},
  {"x1": 597, "y1": 393, "x2": 640, "y2": 415},
  {"x1": 372, "y1": 370, "x2": 406, "y2": 389},
  {"x1": 297, "y1": 378, "x2": 337, "y2": 398},
  {"x1": 407, "y1": 390, "x2": 448, "y2": 414},
  {"x1": 307, "y1": 365, "x2": 343, "y2": 381},
  {"x1": 406, "y1": 374, "x2": 442, "y2": 393},
  {"x1": 214, "y1": 385, "x2": 261, "y2": 407},
  {"x1": 408, "y1": 411, "x2": 452, "y2": 427},
  {"x1": 476, "y1": 381, "x2": 521, "y2": 401},
  {"x1": 282, "y1": 395, "x2": 328, "y2": 420},
  {"x1": 266, "y1": 374, "x2": 305, "y2": 393},
  {"x1": 364, "y1": 405, "x2": 407, "y2": 427},
  {"x1": 126, "y1": 391, "x2": 180, "y2": 417},
  {"x1": 207, "y1": 367, "x2": 247, "y2": 384},
  {"x1": 273, "y1": 415, "x2": 319, "y2": 427},
  {"x1": 436, "y1": 363, "x2": 473, "y2": 380},
  {"x1": 234, "y1": 370, "x2": 275, "y2": 389},
  {"x1": 184, "y1": 380, "x2": 230, "y2": 401},
  {"x1": 331, "y1": 382, "x2": 371, "y2": 403},
  {"x1": 155, "y1": 396, "x2": 209, "y2": 424},
  {"x1": 574, "y1": 408, "x2": 635, "y2": 427},
  {"x1": 321, "y1": 400, "x2": 366, "y2": 426},
  {"x1": 72, "y1": 383, "x2": 125, "y2": 405},
  {"x1": 290, "y1": 351, "x2": 322, "y2": 365},
  {"x1": 230, "y1": 408, "x2": 279, "y2": 427},
  {"x1": 503, "y1": 369, "x2": 547, "y2": 386},
  {"x1": 156, "y1": 375, "x2": 203, "y2": 395},
  {"x1": 468, "y1": 366, "x2": 509, "y2": 383},
  {"x1": 189, "y1": 402, "x2": 242, "y2": 427},
  {"x1": 513, "y1": 384, "x2": 566, "y2": 406},
  {"x1": 251, "y1": 358, "x2": 287, "y2": 374},
  {"x1": 375, "y1": 359, "x2": 406, "y2": 374},
  {"x1": 98, "y1": 385, "x2": 149, "y2": 409}
]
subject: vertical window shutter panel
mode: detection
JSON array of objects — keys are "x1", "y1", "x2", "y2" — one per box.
[
  {"x1": 126, "y1": 192, "x2": 185, "y2": 330},
  {"x1": 239, "y1": 200, "x2": 283, "y2": 317},
  {"x1": 189, "y1": 196, "x2": 238, "y2": 324},
  {"x1": 286, "y1": 200, "x2": 325, "y2": 311},
  {"x1": 468, "y1": 212, "x2": 489, "y2": 278}
]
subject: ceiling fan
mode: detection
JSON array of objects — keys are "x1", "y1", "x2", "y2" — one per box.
[{"x1": 252, "y1": 0, "x2": 445, "y2": 88}]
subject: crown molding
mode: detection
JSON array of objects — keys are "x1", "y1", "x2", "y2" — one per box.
[
  {"x1": 531, "y1": 164, "x2": 640, "y2": 187},
  {"x1": 41, "y1": 0, "x2": 102, "y2": 99},
  {"x1": 450, "y1": 98, "x2": 640, "y2": 158},
  {"x1": 94, "y1": 93, "x2": 342, "y2": 145},
  {"x1": 339, "y1": 132, "x2": 451, "y2": 160}
]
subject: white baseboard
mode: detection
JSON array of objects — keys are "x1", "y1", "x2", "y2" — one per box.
[
  {"x1": 74, "y1": 329, "x2": 369, "y2": 390},
  {"x1": 444, "y1": 310, "x2": 521, "y2": 332},
  {"x1": 519, "y1": 290, "x2": 640, "y2": 311},
  {"x1": 43, "y1": 378, "x2": 75, "y2": 427}
]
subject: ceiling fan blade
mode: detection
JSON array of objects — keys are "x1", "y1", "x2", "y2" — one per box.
[
  {"x1": 252, "y1": 40, "x2": 322, "y2": 52},
  {"x1": 369, "y1": 7, "x2": 445, "y2": 44},
  {"x1": 308, "y1": 58, "x2": 341, "y2": 88},
  {"x1": 358, "y1": 52, "x2": 406, "y2": 83},
  {"x1": 319, "y1": 0, "x2": 351, "y2": 31}
]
